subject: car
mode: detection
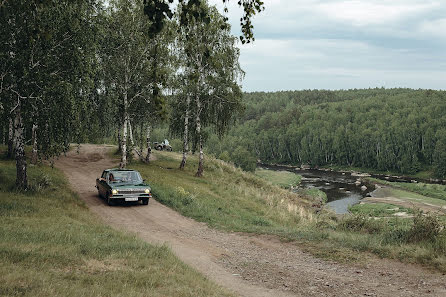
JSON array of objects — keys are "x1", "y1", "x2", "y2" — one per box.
[
  {"x1": 95, "y1": 169, "x2": 152, "y2": 206},
  {"x1": 153, "y1": 139, "x2": 172, "y2": 151}
]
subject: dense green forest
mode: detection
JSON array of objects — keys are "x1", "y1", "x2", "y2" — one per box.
[{"x1": 206, "y1": 89, "x2": 446, "y2": 178}]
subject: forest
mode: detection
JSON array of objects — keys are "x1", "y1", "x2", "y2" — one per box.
[
  {"x1": 206, "y1": 88, "x2": 446, "y2": 178},
  {"x1": 0, "y1": 0, "x2": 258, "y2": 188},
  {"x1": 2, "y1": 1, "x2": 445, "y2": 190}
]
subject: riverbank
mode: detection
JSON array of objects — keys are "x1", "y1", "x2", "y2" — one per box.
[
  {"x1": 359, "y1": 180, "x2": 446, "y2": 216},
  {"x1": 129, "y1": 151, "x2": 446, "y2": 272}
]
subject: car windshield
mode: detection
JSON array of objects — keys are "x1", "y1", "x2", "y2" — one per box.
[{"x1": 109, "y1": 171, "x2": 143, "y2": 184}]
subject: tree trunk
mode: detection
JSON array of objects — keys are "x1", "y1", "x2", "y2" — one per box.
[
  {"x1": 180, "y1": 95, "x2": 191, "y2": 169},
  {"x1": 7, "y1": 117, "x2": 14, "y2": 159},
  {"x1": 14, "y1": 99, "x2": 27, "y2": 189},
  {"x1": 120, "y1": 89, "x2": 128, "y2": 169},
  {"x1": 145, "y1": 125, "x2": 152, "y2": 163},
  {"x1": 117, "y1": 129, "x2": 122, "y2": 153},
  {"x1": 128, "y1": 120, "x2": 143, "y2": 161},
  {"x1": 31, "y1": 123, "x2": 38, "y2": 164},
  {"x1": 195, "y1": 94, "x2": 204, "y2": 177}
]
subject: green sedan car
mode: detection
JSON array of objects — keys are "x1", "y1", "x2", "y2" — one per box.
[{"x1": 96, "y1": 169, "x2": 151, "y2": 206}]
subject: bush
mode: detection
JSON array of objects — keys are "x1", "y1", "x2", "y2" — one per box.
[
  {"x1": 339, "y1": 215, "x2": 387, "y2": 234},
  {"x1": 218, "y1": 151, "x2": 231, "y2": 163},
  {"x1": 406, "y1": 211, "x2": 444, "y2": 243},
  {"x1": 232, "y1": 146, "x2": 256, "y2": 172}
]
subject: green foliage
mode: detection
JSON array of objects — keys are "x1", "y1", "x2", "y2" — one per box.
[
  {"x1": 206, "y1": 89, "x2": 446, "y2": 178},
  {"x1": 339, "y1": 215, "x2": 388, "y2": 234},
  {"x1": 143, "y1": 0, "x2": 264, "y2": 43},
  {"x1": 218, "y1": 151, "x2": 231, "y2": 162},
  {"x1": 232, "y1": 146, "x2": 257, "y2": 172},
  {"x1": 407, "y1": 211, "x2": 444, "y2": 243}
]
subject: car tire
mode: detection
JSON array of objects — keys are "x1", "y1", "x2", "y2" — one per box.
[
  {"x1": 106, "y1": 194, "x2": 113, "y2": 206},
  {"x1": 142, "y1": 198, "x2": 149, "y2": 205}
]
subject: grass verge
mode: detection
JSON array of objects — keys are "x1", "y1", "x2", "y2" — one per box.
[
  {"x1": 130, "y1": 151, "x2": 446, "y2": 272},
  {"x1": 0, "y1": 155, "x2": 232, "y2": 297},
  {"x1": 255, "y1": 168, "x2": 302, "y2": 189},
  {"x1": 349, "y1": 203, "x2": 415, "y2": 217},
  {"x1": 324, "y1": 165, "x2": 435, "y2": 180},
  {"x1": 368, "y1": 178, "x2": 446, "y2": 202}
]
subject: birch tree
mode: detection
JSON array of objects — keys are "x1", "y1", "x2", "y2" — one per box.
[
  {"x1": 103, "y1": 0, "x2": 170, "y2": 168},
  {"x1": 171, "y1": 1, "x2": 243, "y2": 176},
  {"x1": 0, "y1": 0, "x2": 100, "y2": 189}
]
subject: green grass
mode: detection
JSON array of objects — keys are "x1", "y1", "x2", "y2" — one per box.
[
  {"x1": 131, "y1": 152, "x2": 317, "y2": 234},
  {"x1": 325, "y1": 165, "x2": 435, "y2": 180},
  {"x1": 255, "y1": 168, "x2": 302, "y2": 189},
  {"x1": 253, "y1": 168, "x2": 326, "y2": 202},
  {"x1": 128, "y1": 151, "x2": 446, "y2": 272},
  {"x1": 0, "y1": 156, "x2": 232, "y2": 297},
  {"x1": 368, "y1": 178, "x2": 446, "y2": 203},
  {"x1": 349, "y1": 203, "x2": 415, "y2": 217}
]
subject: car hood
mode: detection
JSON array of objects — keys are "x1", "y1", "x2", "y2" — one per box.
[{"x1": 110, "y1": 183, "x2": 150, "y2": 189}]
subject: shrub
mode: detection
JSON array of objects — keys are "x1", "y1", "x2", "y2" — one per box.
[
  {"x1": 218, "y1": 151, "x2": 231, "y2": 163},
  {"x1": 232, "y1": 146, "x2": 256, "y2": 172},
  {"x1": 406, "y1": 211, "x2": 444, "y2": 243},
  {"x1": 339, "y1": 215, "x2": 387, "y2": 234}
]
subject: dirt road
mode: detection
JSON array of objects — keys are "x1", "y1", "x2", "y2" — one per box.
[{"x1": 56, "y1": 144, "x2": 446, "y2": 297}]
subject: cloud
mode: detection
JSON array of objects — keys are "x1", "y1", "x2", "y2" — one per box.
[{"x1": 208, "y1": 0, "x2": 446, "y2": 91}]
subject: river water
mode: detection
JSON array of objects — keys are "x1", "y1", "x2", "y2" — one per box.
[
  {"x1": 261, "y1": 164, "x2": 446, "y2": 214},
  {"x1": 260, "y1": 165, "x2": 376, "y2": 214}
]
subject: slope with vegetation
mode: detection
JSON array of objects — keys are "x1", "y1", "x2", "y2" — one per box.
[
  {"x1": 0, "y1": 148, "x2": 232, "y2": 297},
  {"x1": 130, "y1": 150, "x2": 446, "y2": 272}
]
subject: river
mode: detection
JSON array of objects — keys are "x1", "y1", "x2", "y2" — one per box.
[
  {"x1": 261, "y1": 164, "x2": 446, "y2": 214},
  {"x1": 260, "y1": 165, "x2": 377, "y2": 214}
]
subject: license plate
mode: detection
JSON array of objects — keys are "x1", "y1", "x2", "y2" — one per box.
[{"x1": 125, "y1": 197, "x2": 138, "y2": 202}]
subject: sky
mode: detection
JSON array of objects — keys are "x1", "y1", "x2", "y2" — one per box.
[{"x1": 209, "y1": 0, "x2": 446, "y2": 92}]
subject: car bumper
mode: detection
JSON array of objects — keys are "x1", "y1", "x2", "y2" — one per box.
[{"x1": 110, "y1": 194, "x2": 151, "y2": 202}]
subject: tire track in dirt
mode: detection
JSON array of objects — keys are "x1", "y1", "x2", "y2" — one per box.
[{"x1": 55, "y1": 144, "x2": 446, "y2": 297}]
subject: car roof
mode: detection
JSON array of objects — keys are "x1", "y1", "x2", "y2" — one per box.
[{"x1": 105, "y1": 168, "x2": 139, "y2": 172}]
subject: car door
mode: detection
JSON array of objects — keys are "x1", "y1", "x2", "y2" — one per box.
[{"x1": 98, "y1": 171, "x2": 108, "y2": 197}]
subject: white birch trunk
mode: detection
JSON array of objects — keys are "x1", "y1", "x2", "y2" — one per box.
[
  {"x1": 120, "y1": 89, "x2": 128, "y2": 169},
  {"x1": 128, "y1": 120, "x2": 143, "y2": 161},
  {"x1": 179, "y1": 95, "x2": 191, "y2": 169},
  {"x1": 195, "y1": 93, "x2": 204, "y2": 177}
]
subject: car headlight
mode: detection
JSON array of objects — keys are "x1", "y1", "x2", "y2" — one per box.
[
  {"x1": 145, "y1": 189, "x2": 150, "y2": 194},
  {"x1": 112, "y1": 189, "x2": 118, "y2": 195}
]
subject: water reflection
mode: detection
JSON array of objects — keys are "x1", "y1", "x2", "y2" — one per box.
[{"x1": 260, "y1": 165, "x2": 375, "y2": 214}]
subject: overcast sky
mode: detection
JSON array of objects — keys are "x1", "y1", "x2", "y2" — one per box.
[{"x1": 209, "y1": 0, "x2": 446, "y2": 92}]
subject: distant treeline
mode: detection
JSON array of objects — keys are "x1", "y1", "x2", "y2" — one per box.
[{"x1": 206, "y1": 88, "x2": 446, "y2": 177}]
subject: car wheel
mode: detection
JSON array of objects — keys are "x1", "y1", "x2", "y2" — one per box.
[
  {"x1": 106, "y1": 194, "x2": 113, "y2": 206},
  {"x1": 167, "y1": 147, "x2": 172, "y2": 152},
  {"x1": 142, "y1": 198, "x2": 149, "y2": 205}
]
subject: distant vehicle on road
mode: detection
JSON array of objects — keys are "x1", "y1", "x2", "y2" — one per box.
[
  {"x1": 95, "y1": 169, "x2": 151, "y2": 206},
  {"x1": 154, "y1": 139, "x2": 172, "y2": 151}
]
